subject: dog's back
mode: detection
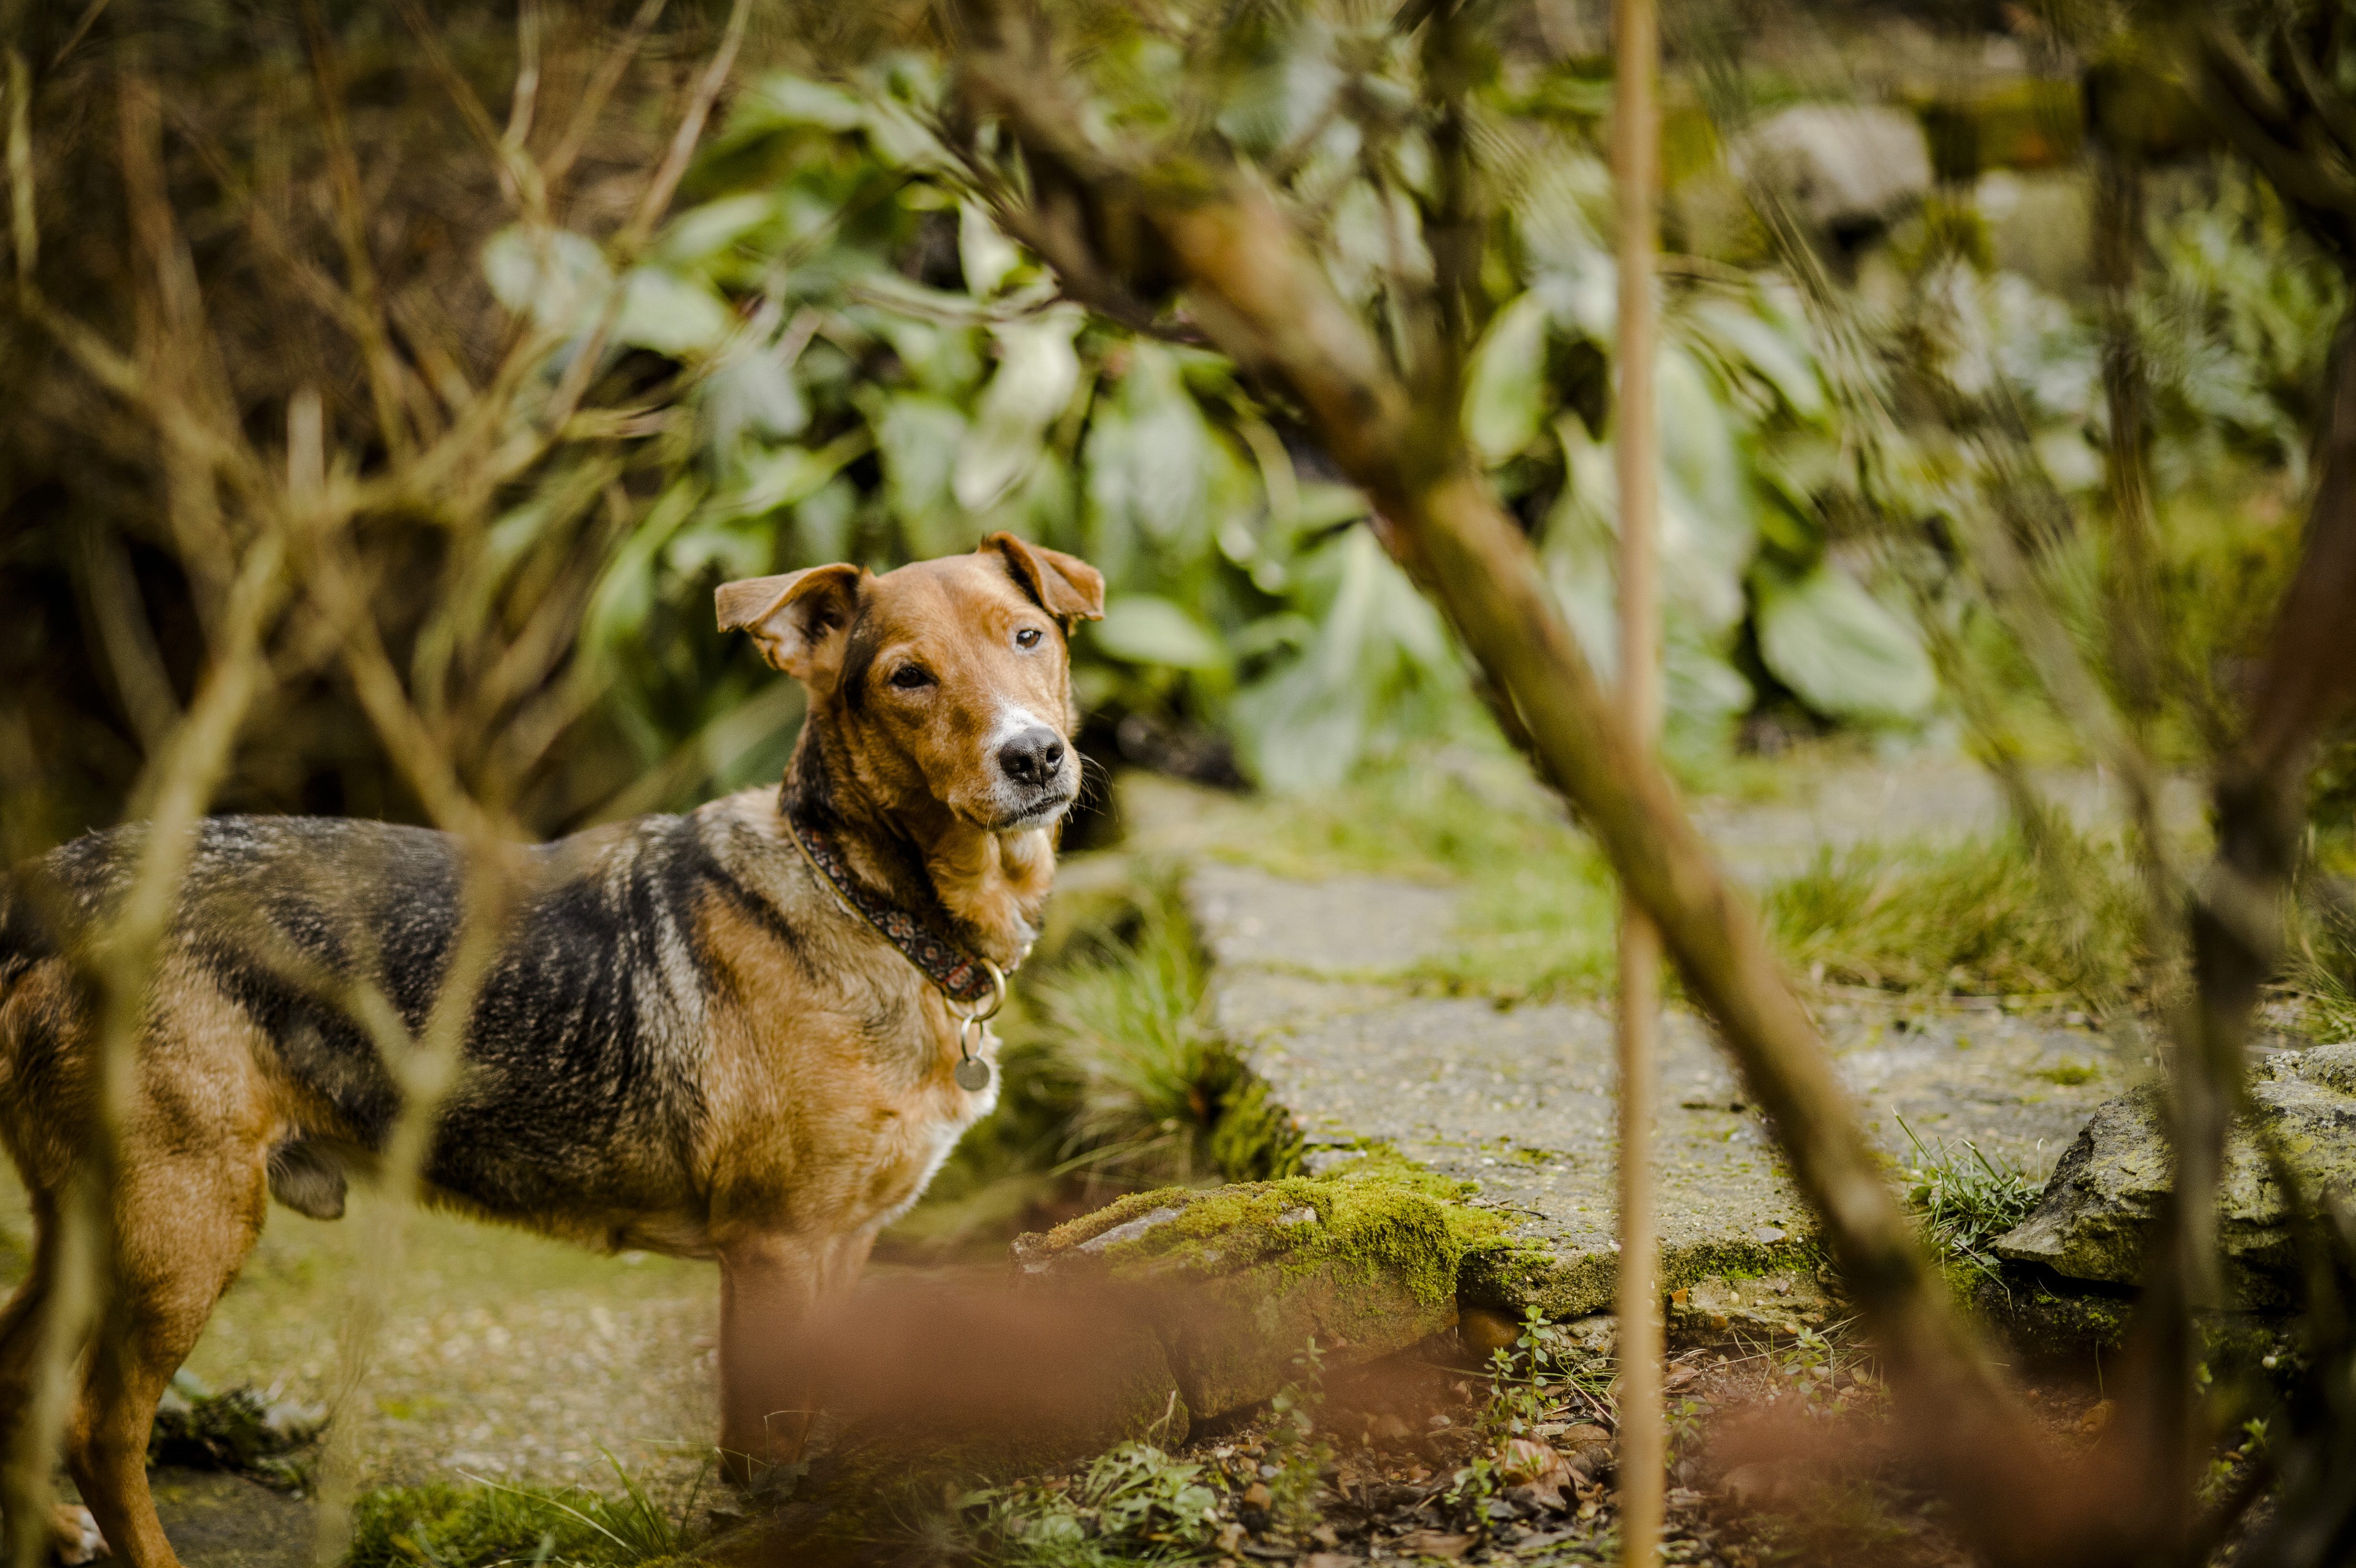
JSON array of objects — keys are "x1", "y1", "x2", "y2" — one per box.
[{"x1": 0, "y1": 810, "x2": 769, "y2": 1241}]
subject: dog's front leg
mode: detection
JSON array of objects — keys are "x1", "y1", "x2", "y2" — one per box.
[{"x1": 715, "y1": 1230, "x2": 873, "y2": 1486}]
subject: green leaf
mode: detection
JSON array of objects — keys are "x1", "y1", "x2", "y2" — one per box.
[
  {"x1": 1086, "y1": 343, "x2": 1211, "y2": 546},
  {"x1": 954, "y1": 309, "x2": 1082, "y2": 510},
  {"x1": 958, "y1": 202, "x2": 1021, "y2": 297},
  {"x1": 1089, "y1": 595, "x2": 1229, "y2": 672},
  {"x1": 1753, "y1": 562, "x2": 1936, "y2": 723},
  {"x1": 1686, "y1": 297, "x2": 1825, "y2": 418},
  {"x1": 876, "y1": 394, "x2": 969, "y2": 552},
  {"x1": 706, "y1": 348, "x2": 808, "y2": 449},
  {"x1": 482, "y1": 225, "x2": 609, "y2": 325},
  {"x1": 656, "y1": 194, "x2": 778, "y2": 270},
  {"x1": 732, "y1": 72, "x2": 866, "y2": 133},
  {"x1": 1464, "y1": 291, "x2": 1552, "y2": 464},
  {"x1": 1655, "y1": 342, "x2": 1756, "y2": 630},
  {"x1": 615, "y1": 268, "x2": 732, "y2": 356}
]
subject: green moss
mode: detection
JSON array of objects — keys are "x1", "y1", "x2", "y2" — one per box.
[
  {"x1": 1047, "y1": 1157, "x2": 1513, "y2": 1309},
  {"x1": 1206, "y1": 1073, "x2": 1304, "y2": 1181},
  {"x1": 2034, "y1": 1060, "x2": 2101, "y2": 1086}
]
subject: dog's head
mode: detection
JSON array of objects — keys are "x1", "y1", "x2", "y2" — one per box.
[{"x1": 717, "y1": 534, "x2": 1104, "y2": 832}]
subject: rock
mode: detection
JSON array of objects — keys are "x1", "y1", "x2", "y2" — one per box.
[
  {"x1": 1010, "y1": 1175, "x2": 1469, "y2": 1423},
  {"x1": 1666, "y1": 1270, "x2": 1832, "y2": 1345},
  {"x1": 1993, "y1": 1046, "x2": 2356, "y2": 1304},
  {"x1": 1458, "y1": 1305, "x2": 1520, "y2": 1362},
  {"x1": 1719, "y1": 1459, "x2": 1808, "y2": 1507},
  {"x1": 1731, "y1": 105, "x2": 1933, "y2": 238}
]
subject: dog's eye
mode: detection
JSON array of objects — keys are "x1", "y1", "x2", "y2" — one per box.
[
  {"x1": 888, "y1": 665, "x2": 933, "y2": 690},
  {"x1": 1014, "y1": 627, "x2": 1043, "y2": 650}
]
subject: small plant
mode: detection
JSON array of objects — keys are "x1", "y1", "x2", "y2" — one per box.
[
  {"x1": 1263, "y1": 1341, "x2": 1335, "y2": 1539},
  {"x1": 949, "y1": 1443, "x2": 1222, "y2": 1566},
  {"x1": 1768, "y1": 1327, "x2": 1843, "y2": 1416},
  {"x1": 1450, "y1": 1307, "x2": 1583, "y2": 1507},
  {"x1": 1898, "y1": 1116, "x2": 2045, "y2": 1287},
  {"x1": 1029, "y1": 878, "x2": 1238, "y2": 1185},
  {"x1": 148, "y1": 1373, "x2": 322, "y2": 1489}
]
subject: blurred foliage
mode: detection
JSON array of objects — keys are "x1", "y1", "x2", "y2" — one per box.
[{"x1": 2, "y1": 2, "x2": 2344, "y2": 850}]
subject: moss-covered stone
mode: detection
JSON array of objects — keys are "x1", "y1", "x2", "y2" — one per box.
[
  {"x1": 1993, "y1": 1046, "x2": 2356, "y2": 1306},
  {"x1": 1013, "y1": 1162, "x2": 1509, "y2": 1420}
]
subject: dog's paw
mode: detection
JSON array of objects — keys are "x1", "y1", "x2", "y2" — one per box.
[{"x1": 51, "y1": 1504, "x2": 109, "y2": 1565}]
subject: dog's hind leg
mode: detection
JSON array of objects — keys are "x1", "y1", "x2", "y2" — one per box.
[
  {"x1": 0, "y1": 1194, "x2": 113, "y2": 1564},
  {"x1": 64, "y1": 1143, "x2": 269, "y2": 1568}
]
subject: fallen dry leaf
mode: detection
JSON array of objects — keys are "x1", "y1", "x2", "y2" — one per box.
[{"x1": 1395, "y1": 1530, "x2": 1475, "y2": 1559}]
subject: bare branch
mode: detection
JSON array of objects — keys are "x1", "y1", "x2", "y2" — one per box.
[
  {"x1": 298, "y1": 0, "x2": 418, "y2": 463},
  {"x1": 543, "y1": 0, "x2": 668, "y2": 199},
  {"x1": 541, "y1": 0, "x2": 750, "y2": 435}
]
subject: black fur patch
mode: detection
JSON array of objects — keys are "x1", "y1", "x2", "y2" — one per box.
[{"x1": 837, "y1": 609, "x2": 881, "y2": 713}]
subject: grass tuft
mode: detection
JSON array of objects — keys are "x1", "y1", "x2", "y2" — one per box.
[
  {"x1": 344, "y1": 1455, "x2": 705, "y2": 1568},
  {"x1": 1031, "y1": 878, "x2": 1232, "y2": 1179},
  {"x1": 1762, "y1": 831, "x2": 2145, "y2": 1004},
  {"x1": 1897, "y1": 1116, "x2": 2045, "y2": 1287}
]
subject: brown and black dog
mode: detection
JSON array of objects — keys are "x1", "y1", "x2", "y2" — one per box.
[{"x1": 0, "y1": 533, "x2": 1104, "y2": 1568}]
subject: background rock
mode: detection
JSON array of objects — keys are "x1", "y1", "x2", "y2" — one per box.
[
  {"x1": 1732, "y1": 104, "x2": 1933, "y2": 238},
  {"x1": 1994, "y1": 1045, "x2": 2356, "y2": 1304}
]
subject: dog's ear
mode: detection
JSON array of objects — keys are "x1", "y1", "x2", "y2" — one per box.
[
  {"x1": 717, "y1": 564, "x2": 866, "y2": 679},
  {"x1": 982, "y1": 533, "x2": 1105, "y2": 622}
]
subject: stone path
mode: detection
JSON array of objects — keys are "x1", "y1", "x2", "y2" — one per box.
[
  {"x1": 1143, "y1": 753, "x2": 2189, "y2": 1325},
  {"x1": 1192, "y1": 861, "x2": 2130, "y2": 1320}
]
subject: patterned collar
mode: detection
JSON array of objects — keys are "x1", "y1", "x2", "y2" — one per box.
[{"x1": 783, "y1": 808, "x2": 1006, "y2": 1009}]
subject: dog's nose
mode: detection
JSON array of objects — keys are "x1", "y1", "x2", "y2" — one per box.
[{"x1": 998, "y1": 727, "x2": 1067, "y2": 788}]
